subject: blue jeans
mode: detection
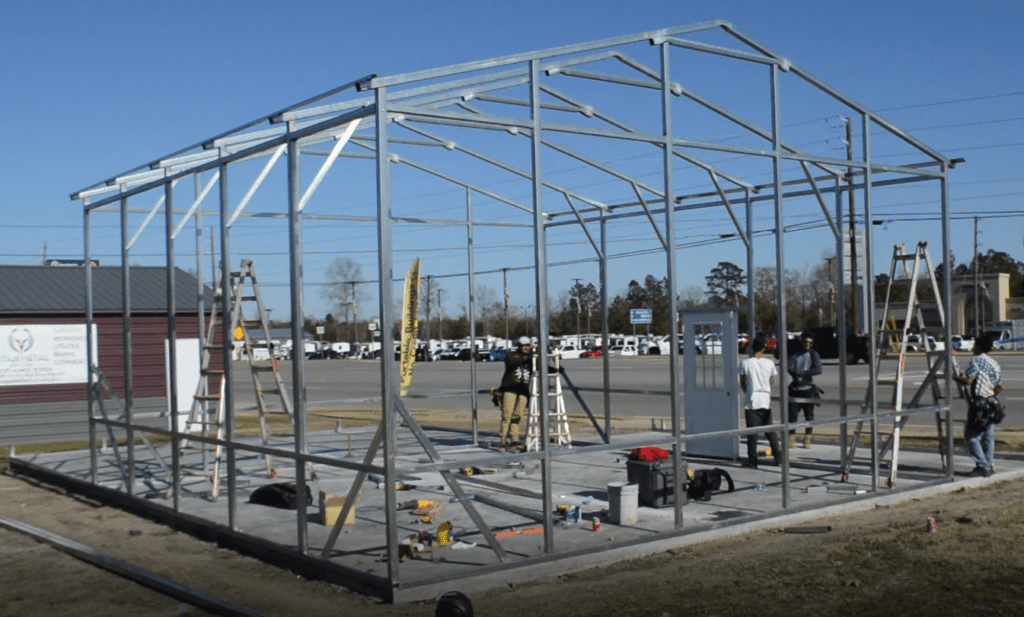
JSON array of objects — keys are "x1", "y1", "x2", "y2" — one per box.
[{"x1": 965, "y1": 422, "x2": 995, "y2": 471}]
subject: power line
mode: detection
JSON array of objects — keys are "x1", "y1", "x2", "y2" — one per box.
[{"x1": 876, "y1": 91, "x2": 1024, "y2": 113}]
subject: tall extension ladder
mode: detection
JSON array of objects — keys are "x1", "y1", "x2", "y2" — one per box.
[
  {"x1": 841, "y1": 242, "x2": 958, "y2": 486},
  {"x1": 525, "y1": 353, "x2": 572, "y2": 451},
  {"x1": 180, "y1": 259, "x2": 298, "y2": 498}
]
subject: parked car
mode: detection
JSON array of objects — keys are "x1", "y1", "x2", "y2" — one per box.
[
  {"x1": 694, "y1": 333, "x2": 723, "y2": 355},
  {"x1": 557, "y1": 345, "x2": 583, "y2": 360},
  {"x1": 472, "y1": 347, "x2": 507, "y2": 362},
  {"x1": 951, "y1": 335, "x2": 974, "y2": 352},
  {"x1": 608, "y1": 345, "x2": 637, "y2": 356},
  {"x1": 904, "y1": 334, "x2": 944, "y2": 352},
  {"x1": 439, "y1": 347, "x2": 462, "y2": 360}
]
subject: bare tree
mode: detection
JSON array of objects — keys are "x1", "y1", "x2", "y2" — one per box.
[
  {"x1": 677, "y1": 285, "x2": 705, "y2": 309},
  {"x1": 321, "y1": 257, "x2": 369, "y2": 345}
]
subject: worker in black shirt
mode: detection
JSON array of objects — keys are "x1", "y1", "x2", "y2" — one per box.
[{"x1": 496, "y1": 336, "x2": 534, "y2": 452}]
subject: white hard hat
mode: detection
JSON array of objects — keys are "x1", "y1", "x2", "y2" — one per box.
[{"x1": 518, "y1": 336, "x2": 531, "y2": 346}]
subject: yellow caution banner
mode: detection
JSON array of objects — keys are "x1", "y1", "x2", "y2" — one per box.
[{"x1": 399, "y1": 258, "x2": 421, "y2": 396}]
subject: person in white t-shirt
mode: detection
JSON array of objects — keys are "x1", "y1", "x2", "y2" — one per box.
[{"x1": 739, "y1": 336, "x2": 782, "y2": 468}]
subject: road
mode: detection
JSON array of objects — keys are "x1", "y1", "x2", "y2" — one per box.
[{"x1": 234, "y1": 352, "x2": 1023, "y2": 431}]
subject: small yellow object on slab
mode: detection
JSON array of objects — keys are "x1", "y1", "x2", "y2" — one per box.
[{"x1": 319, "y1": 490, "x2": 357, "y2": 526}]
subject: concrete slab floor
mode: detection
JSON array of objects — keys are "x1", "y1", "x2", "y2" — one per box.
[{"x1": 10, "y1": 425, "x2": 1024, "y2": 603}]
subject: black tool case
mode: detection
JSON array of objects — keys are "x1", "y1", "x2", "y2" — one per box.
[{"x1": 626, "y1": 457, "x2": 687, "y2": 508}]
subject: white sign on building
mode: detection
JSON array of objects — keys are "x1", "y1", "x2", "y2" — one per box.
[{"x1": 0, "y1": 324, "x2": 97, "y2": 387}]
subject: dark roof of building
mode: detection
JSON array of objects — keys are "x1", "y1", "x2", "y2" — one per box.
[{"x1": 0, "y1": 265, "x2": 214, "y2": 314}]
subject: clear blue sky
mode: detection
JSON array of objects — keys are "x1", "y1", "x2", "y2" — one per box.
[{"x1": 1, "y1": 1, "x2": 1021, "y2": 324}]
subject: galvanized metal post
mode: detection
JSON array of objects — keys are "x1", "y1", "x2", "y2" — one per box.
[
  {"x1": 601, "y1": 214, "x2": 610, "y2": 439},
  {"x1": 286, "y1": 126, "x2": 310, "y2": 553},
  {"x1": 860, "y1": 114, "x2": 880, "y2": 491},
  {"x1": 374, "y1": 86, "x2": 401, "y2": 582},
  {"x1": 165, "y1": 180, "x2": 181, "y2": 511},
  {"x1": 466, "y1": 188, "x2": 479, "y2": 444},
  {"x1": 529, "y1": 58, "x2": 555, "y2": 553},
  {"x1": 939, "y1": 164, "x2": 954, "y2": 479},
  {"x1": 120, "y1": 191, "x2": 135, "y2": 495},
  {"x1": 197, "y1": 177, "x2": 210, "y2": 476},
  {"x1": 745, "y1": 190, "x2": 755, "y2": 345},
  {"x1": 84, "y1": 200, "x2": 97, "y2": 485},
  {"x1": 659, "y1": 41, "x2": 684, "y2": 529},
  {"x1": 770, "y1": 63, "x2": 790, "y2": 509},
  {"x1": 217, "y1": 162, "x2": 237, "y2": 528},
  {"x1": 835, "y1": 176, "x2": 849, "y2": 465}
]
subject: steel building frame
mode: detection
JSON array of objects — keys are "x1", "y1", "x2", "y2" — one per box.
[{"x1": 66, "y1": 21, "x2": 957, "y2": 601}]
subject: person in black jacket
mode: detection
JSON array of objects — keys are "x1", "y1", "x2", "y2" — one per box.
[
  {"x1": 787, "y1": 332, "x2": 822, "y2": 449},
  {"x1": 496, "y1": 337, "x2": 533, "y2": 452}
]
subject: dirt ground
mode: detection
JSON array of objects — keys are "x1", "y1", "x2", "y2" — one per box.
[{"x1": 2, "y1": 459, "x2": 1023, "y2": 617}]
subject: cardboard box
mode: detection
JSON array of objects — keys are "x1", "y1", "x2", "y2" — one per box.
[{"x1": 319, "y1": 490, "x2": 357, "y2": 526}]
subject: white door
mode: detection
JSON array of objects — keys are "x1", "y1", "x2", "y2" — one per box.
[{"x1": 683, "y1": 310, "x2": 740, "y2": 459}]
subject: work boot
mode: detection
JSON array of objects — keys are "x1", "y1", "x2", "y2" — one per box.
[
  {"x1": 788, "y1": 436, "x2": 796, "y2": 449},
  {"x1": 510, "y1": 442, "x2": 526, "y2": 453},
  {"x1": 802, "y1": 434, "x2": 812, "y2": 449}
]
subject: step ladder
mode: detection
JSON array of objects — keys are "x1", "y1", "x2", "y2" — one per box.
[
  {"x1": 179, "y1": 259, "x2": 299, "y2": 498},
  {"x1": 841, "y1": 242, "x2": 956, "y2": 486},
  {"x1": 525, "y1": 353, "x2": 571, "y2": 451}
]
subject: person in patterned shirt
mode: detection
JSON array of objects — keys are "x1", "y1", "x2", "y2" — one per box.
[{"x1": 954, "y1": 333, "x2": 1004, "y2": 477}]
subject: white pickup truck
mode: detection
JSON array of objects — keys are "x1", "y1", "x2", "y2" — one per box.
[
  {"x1": 556, "y1": 344, "x2": 583, "y2": 360},
  {"x1": 904, "y1": 334, "x2": 945, "y2": 352}
]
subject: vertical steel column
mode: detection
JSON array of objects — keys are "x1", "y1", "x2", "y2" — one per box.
[
  {"x1": 860, "y1": 114, "x2": 880, "y2": 490},
  {"x1": 194, "y1": 175, "x2": 207, "y2": 477},
  {"x1": 600, "y1": 214, "x2": 610, "y2": 438},
  {"x1": 217, "y1": 162, "x2": 237, "y2": 527},
  {"x1": 466, "y1": 188, "x2": 479, "y2": 444},
  {"x1": 659, "y1": 42, "x2": 684, "y2": 529},
  {"x1": 374, "y1": 87, "x2": 401, "y2": 580},
  {"x1": 939, "y1": 164, "x2": 954, "y2": 478},
  {"x1": 745, "y1": 190, "x2": 755, "y2": 344},
  {"x1": 769, "y1": 64, "x2": 791, "y2": 509},
  {"x1": 84, "y1": 200, "x2": 97, "y2": 485},
  {"x1": 937, "y1": 166, "x2": 954, "y2": 480},
  {"x1": 529, "y1": 58, "x2": 555, "y2": 553},
  {"x1": 165, "y1": 181, "x2": 181, "y2": 511},
  {"x1": 835, "y1": 177, "x2": 849, "y2": 465},
  {"x1": 287, "y1": 126, "x2": 310, "y2": 553},
  {"x1": 120, "y1": 191, "x2": 135, "y2": 495}
]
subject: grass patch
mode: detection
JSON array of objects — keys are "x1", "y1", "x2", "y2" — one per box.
[{"x1": 810, "y1": 427, "x2": 1024, "y2": 453}]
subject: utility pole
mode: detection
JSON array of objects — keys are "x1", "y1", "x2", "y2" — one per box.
[
  {"x1": 424, "y1": 275, "x2": 432, "y2": 360},
  {"x1": 572, "y1": 278, "x2": 582, "y2": 346},
  {"x1": 503, "y1": 268, "x2": 509, "y2": 349},
  {"x1": 437, "y1": 286, "x2": 443, "y2": 342},
  {"x1": 825, "y1": 256, "x2": 836, "y2": 326},
  {"x1": 974, "y1": 216, "x2": 980, "y2": 335},
  {"x1": 845, "y1": 116, "x2": 860, "y2": 334},
  {"x1": 349, "y1": 281, "x2": 358, "y2": 349}
]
